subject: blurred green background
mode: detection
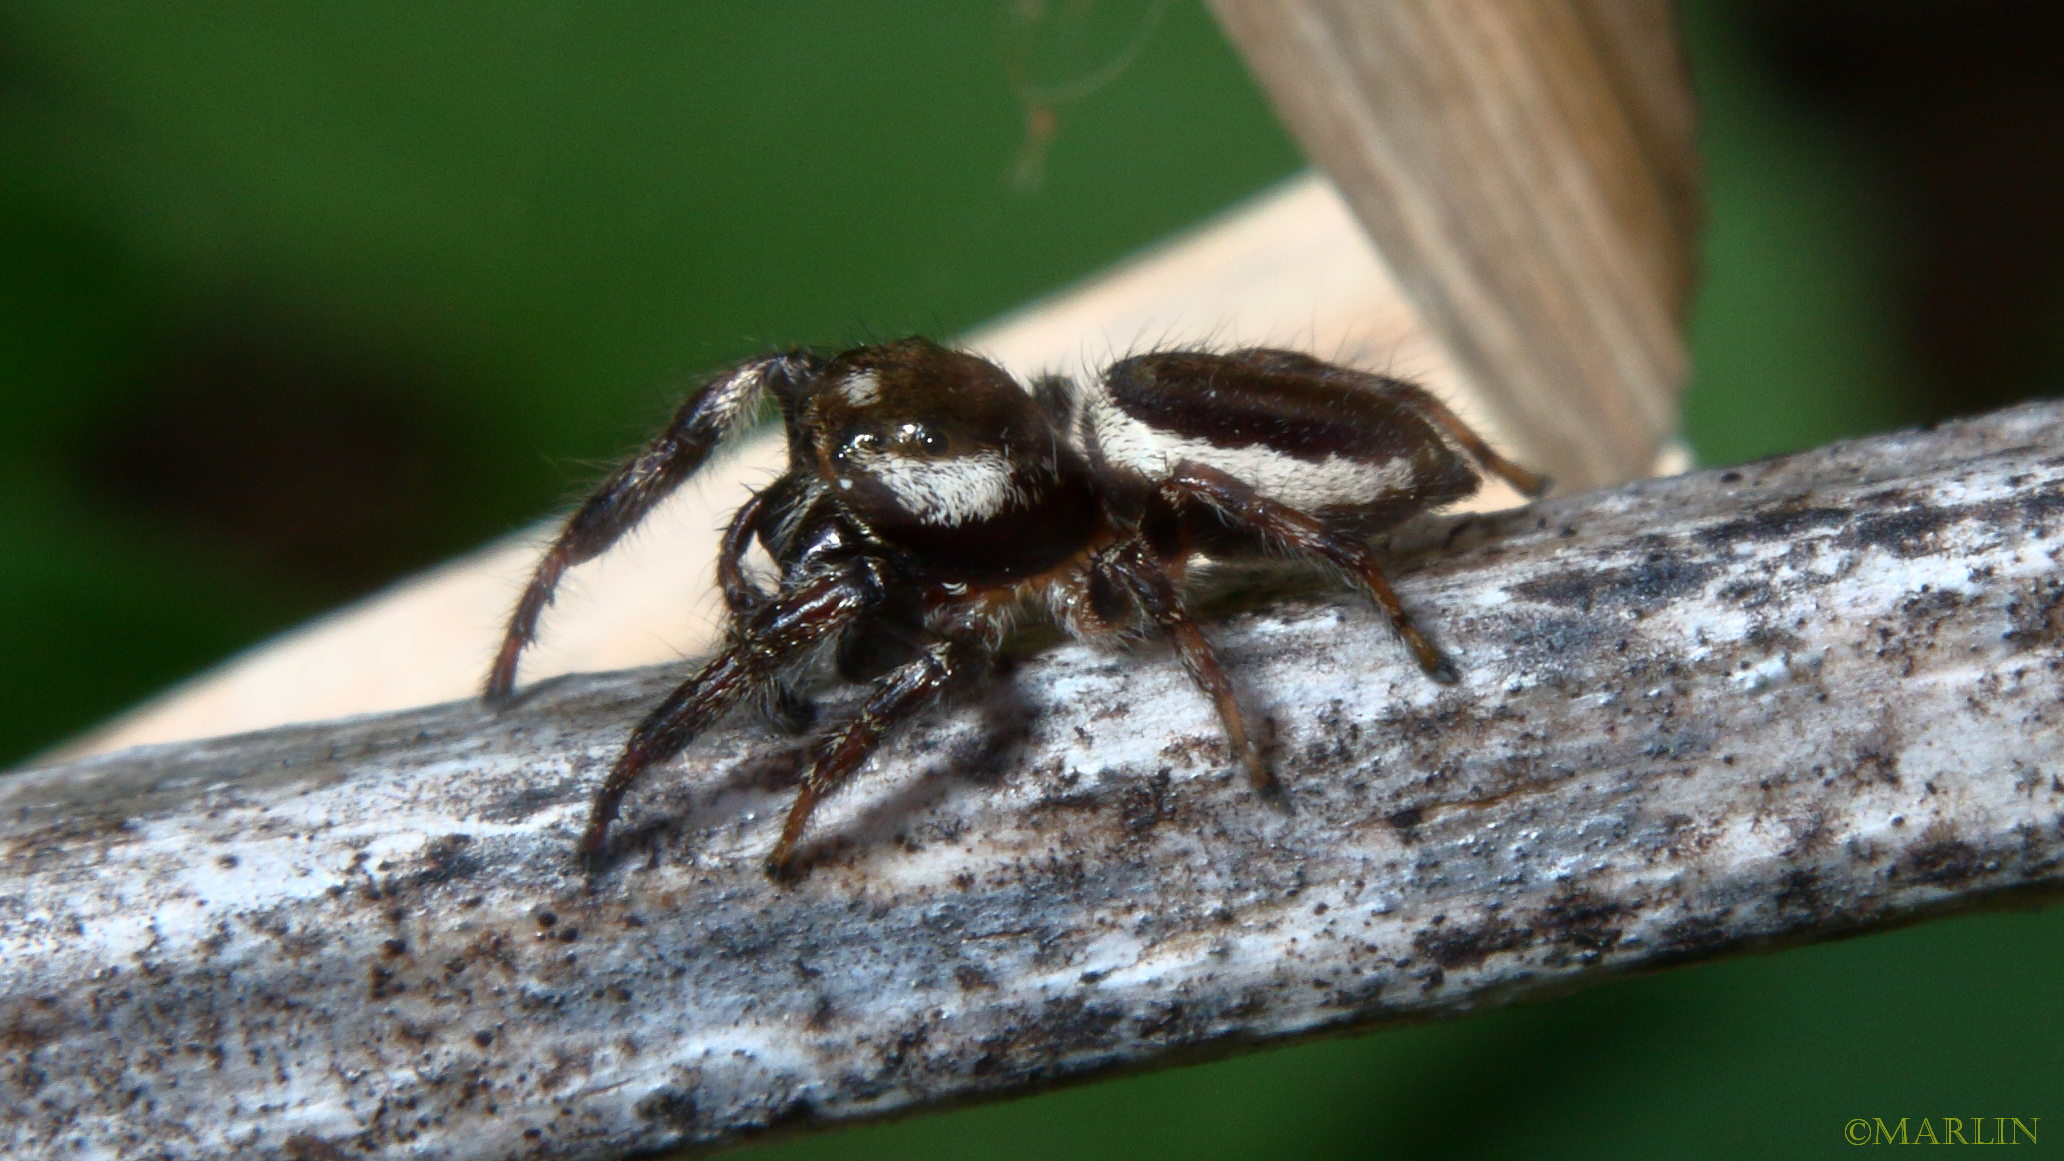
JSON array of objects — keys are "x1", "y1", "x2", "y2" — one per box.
[{"x1": 3, "y1": 2, "x2": 2060, "y2": 1157}]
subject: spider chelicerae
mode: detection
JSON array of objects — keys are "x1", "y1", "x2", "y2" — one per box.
[{"x1": 486, "y1": 338, "x2": 1545, "y2": 878}]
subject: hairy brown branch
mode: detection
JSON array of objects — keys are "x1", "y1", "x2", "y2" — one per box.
[{"x1": 6, "y1": 404, "x2": 2064, "y2": 1160}]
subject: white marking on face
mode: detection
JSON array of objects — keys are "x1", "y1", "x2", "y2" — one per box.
[
  {"x1": 837, "y1": 371, "x2": 881, "y2": 407},
  {"x1": 1080, "y1": 387, "x2": 1415, "y2": 510},
  {"x1": 851, "y1": 447, "x2": 1028, "y2": 525}
]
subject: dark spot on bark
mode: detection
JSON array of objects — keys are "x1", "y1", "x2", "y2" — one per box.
[
  {"x1": 281, "y1": 1132, "x2": 350, "y2": 1161},
  {"x1": 2008, "y1": 480, "x2": 2064, "y2": 533},
  {"x1": 1119, "y1": 769, "x2": 1173, "y2": 838},
  {"x1": 1744, "y1": 623, "x2": 1808, "y2": 652},
  {"x1": 1412, "y1": 915, "x2": 1528, "y2": 971},
  {"x1": 1773, "y1": 869, "x2": 1823, "y2": 918},
  {"x1": 1898, "y1": 834, "x2": 1983, "y2": 887},
  {"x1": 1508, "y1": 610, "x2": 1608, "y2": 657},
  {"x1": 1617, "y1": 555, "x2": 1719, "y2": 603},
  {"x1": 1535, "y1": 889, "x2": 1625, "y2": 964},
  {"x1": 367, "y1": 964, "x2": 405, "y2": 999},
  {"x1": 1658, "y1": 812, "x2": 1717, "y2": 859},
  {"x1": 1512, "y1": 556, "x2": 1716, "y2": 611},
  {"x1": 0, "y1": 996, "x2": 71, "y2": 1056},
  {"x1": 2, "y1": 809, "x2": 139, "y2": 866},
  {"x1": 1509, "y1": 572, "x2": 1593, "y2": 609},
  {"x1": 1656, "y1": 913, "x2": 1732, "y2": 962},
  {"x1": 1848, "y1": 741, "x2": 1901, "y2": 788},
  {"x1": 1386, "y1": 806, "x2": 1423, "y2": 831},
  {"x1": 1843, "y1": 501, "x2": 1952, "y2": 557},
  {"x1": 1694, "y1": 503, "x2": 1849, "y2": 548},
  {"x1": 1642, "y1": 731, "x2": 1710, "y2": 761},
  {"x1": 1132, "y1": 1000, "x2": 1189, "y2": 1040},
  {"x1": 473, "y1": 1029, "x2": 494, "y2": 1048},
  {"x1": 2004, "y1": 578, "x2": 2064, "y2": 650},
  {"x1": 1785, "y1": 807, "x2": 1835, "y2": 858},
  {"x1": 968, "y1": 994, "x2": 1130, "y2": 1081},
  {"x1": 762, "y1": 1093, "x2": 820, "y2": 1134},
  {"x1": 479, "y1": 782, "x2": 576, "y2": 824},
  {"x1": 635, "y1": 1085, "x2": 700, "y2": 1129},
  {"x1": 1716, "y1": 577, "x2": 1773, "y2": 607},
  {"x1": 412, "y1": 833, "x2": 479, "y2": 887}
]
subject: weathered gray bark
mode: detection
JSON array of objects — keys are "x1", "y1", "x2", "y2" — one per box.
[{"x1": 6, "y1": 404, "x2": 2064, "y2": 1161}]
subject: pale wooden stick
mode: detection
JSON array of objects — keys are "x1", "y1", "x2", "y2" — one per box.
[
  {"x1": 1209, "y1": 0, "x2": 1700, "y2": 487},
  {"x1": 7, "y1": 404, "x2": 2063, "y2": 1159},
  {"x1": 59, "y1": 175, "x2": 1535, "y2": 761}
]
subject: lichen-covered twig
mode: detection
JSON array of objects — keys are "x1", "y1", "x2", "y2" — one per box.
[{"x1": 6, "y1": 404, "x2": 2064, "y2": 1160}]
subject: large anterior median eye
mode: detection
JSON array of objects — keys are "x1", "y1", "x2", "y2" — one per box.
[{"x1": 893, "y1": 421, "x2": 946, "y2": 455}]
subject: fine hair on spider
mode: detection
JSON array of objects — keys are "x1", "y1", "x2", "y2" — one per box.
[{"x1": 486, "y1": 337, "x2": 1546, "y2": 879}]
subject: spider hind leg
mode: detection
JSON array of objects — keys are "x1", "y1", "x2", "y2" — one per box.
[
  {"x1": 1162, "y1": 461, "x2": 1460, "y2": 684},
  {"x1": 1102, "y1": 541, "x2": 1279, "y2": 800}
]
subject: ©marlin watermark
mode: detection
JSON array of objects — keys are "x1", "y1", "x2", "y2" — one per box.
[{"x1": 1845, "y1": 1118, "x2": 2039, "y2": 1146}]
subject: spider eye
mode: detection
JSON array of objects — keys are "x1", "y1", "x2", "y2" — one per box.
[{"x1": 895, "y1": 422, "x2": 945, "y2": 454}]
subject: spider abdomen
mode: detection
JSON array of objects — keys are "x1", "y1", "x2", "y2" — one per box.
[{"x1": 1080, "y1": 349, "x2": 1479, "y2": 532}]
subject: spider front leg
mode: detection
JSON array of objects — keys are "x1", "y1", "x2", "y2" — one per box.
[
  {"x1": 766, "y1": 637, "x2": 974, "y2": 880},
  {"x1": 716, "y1": 487, "x2": 776, "y2": 617},
  {"x1": 718, "y1": 489, "x2": 816, "y2": 734},
  {"x1": 579, "y1": 564, "x2": 878, "y2": 867},
  {"x1": 1101, "y1": 541, "x2": 1277, "y2": 798},
  {"x1": 1163, "y1": 461, "x2": 1460, "y2": 684},
  {"x1": 485, "y1": 349, "x2": 822, "y2": 702}
]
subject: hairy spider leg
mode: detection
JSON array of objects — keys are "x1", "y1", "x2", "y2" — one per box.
[
  {"x1": 716, "y1": 488, "x2": 818, "y2": 735},
  {"x1": 1105, "y1": 540, "x2": 1278, "y2": 798},
  {"x1": 485, "y1": 350, "x2": 823, "y2": 702},
  {"x1": 716, "y1": 488, "x2": 775, "y2": 616},
  {"x1": 1388, "y1": 390, "x2": 1550, "y2": 498},
  {"x1": 1163, "y1": 461, "x2": 1460, "y2": 684},
  {"x1": 765, "y1": 637, "x2": 972, "y2": 879},
  {"x1": 578, "y1": 565, "x2": 878, "y2": 866}
]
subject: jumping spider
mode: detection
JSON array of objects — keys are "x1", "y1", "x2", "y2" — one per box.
[{"x1": 486, "y1": 338, "x2": 1544, "y2": 878}]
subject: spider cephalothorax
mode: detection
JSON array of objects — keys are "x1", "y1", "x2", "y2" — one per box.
[{"x1": 486, "y1": 337, "x2": 1544, "y2": 878}]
